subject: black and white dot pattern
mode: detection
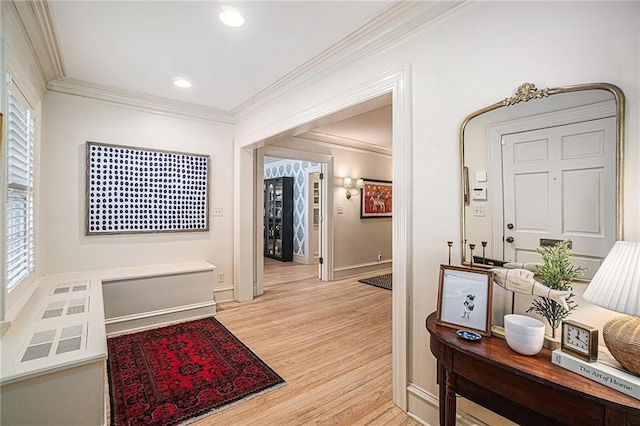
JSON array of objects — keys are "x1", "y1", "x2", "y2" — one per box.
[{"x1": 86, "y1": 142, "x2": 209, "y2": 234}]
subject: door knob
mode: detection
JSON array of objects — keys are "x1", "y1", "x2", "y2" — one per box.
[
  {"x1": 506, "y1": 236, "x2": 514, "y2": 243},
  {"x1": 507, "y1": 223, "x2": 514, "y2": 230}
]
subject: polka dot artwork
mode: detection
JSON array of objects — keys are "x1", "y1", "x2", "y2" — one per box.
[{"x1": 86, "y1": 142, "x2": 209, "y2": 234}]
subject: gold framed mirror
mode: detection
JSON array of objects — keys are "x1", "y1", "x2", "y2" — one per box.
[{"x1": 460, "y1": 82, "x2": 625, "y2": 280}]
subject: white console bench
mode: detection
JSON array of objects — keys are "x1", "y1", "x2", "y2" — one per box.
[{"x1": 0, "y1": 261, "x2": 216, "y2": 426}]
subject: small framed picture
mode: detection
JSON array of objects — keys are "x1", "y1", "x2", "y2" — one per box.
[
  {"x1": 361, "y1": 179, "x2": 392, "y2": 218},
  {"x1": 436, "y1": 265, "x2": 493, "y2": 336}
]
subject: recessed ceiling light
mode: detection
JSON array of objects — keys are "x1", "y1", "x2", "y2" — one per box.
[
  {"x1": 219, "y1": 6, "x2": 245, "y2": 27},
  {"x1": 173, "y1": 78, "x2": 192, "y2": 88}
]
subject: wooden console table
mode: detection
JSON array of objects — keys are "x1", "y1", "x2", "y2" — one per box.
[{"x1": 426, "y1": 312, "x2": 640, "y2": 425}]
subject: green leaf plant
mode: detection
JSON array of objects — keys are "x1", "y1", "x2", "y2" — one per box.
[{"x1": 526, "y1": 240, "x2": 584, "y2": 338}]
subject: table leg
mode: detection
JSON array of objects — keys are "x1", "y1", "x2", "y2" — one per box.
[
  {"x1": 438, "y1": 363, "x2": 446, "y2": 425},
  {"x1": 445, "y1": 368, "x2": 457, "y2": 425}
]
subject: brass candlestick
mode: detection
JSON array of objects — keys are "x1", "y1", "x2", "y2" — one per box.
[
  {"x1": 469, "y1": 244, "x2": 476, "y2": 267},
  {"x1": 481, "y1": 241, "x2": 487, "y2": 264}
]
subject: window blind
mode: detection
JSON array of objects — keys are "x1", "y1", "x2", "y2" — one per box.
[{"x1": 6, "y1": 93, "x2": 34, "y2": 289}]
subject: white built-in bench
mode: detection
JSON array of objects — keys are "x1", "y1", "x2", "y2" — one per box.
[{"x1": 0, "y1": 261, "x2": 216, "y2": 426}]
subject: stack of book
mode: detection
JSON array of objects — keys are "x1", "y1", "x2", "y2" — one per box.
[{"x1": 552, "y1": 348, "x2": 640, "y2": 400}]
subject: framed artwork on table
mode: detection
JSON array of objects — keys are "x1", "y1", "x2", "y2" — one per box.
[
  {"x1": 436, "y1": 265, "x2": 493, "y2": 336},
  {"x1": 360, "y1": 179, "x2": 392, "y2": 218}
]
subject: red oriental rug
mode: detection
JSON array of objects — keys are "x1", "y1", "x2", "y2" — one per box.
[{"x1": 107, "y1": 317, "x2": 285, "y2": 425}]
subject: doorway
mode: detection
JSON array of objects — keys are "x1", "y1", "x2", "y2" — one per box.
[
  {"x1": 261, "y1": 156, "x2": 325, "y2": 281},
  {"x1": 235, "y1": 67, "x2": 411, "y2": 409}
]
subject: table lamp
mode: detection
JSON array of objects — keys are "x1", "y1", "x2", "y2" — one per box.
[{"x1": 583, "y1": 241, "x2": 640, "y2": 375}]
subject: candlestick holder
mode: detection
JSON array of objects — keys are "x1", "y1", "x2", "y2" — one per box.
[
  {"x1": 469, "y1": 243, "x2": 476, "y2": 267},
  {"x1": 481, "y1": 241, "x2": 487, "y2": 263}
]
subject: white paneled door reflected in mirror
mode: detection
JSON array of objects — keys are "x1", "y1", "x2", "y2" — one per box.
[{"x1": 460, "y1": 83, "x2": 625, "y2": 280}]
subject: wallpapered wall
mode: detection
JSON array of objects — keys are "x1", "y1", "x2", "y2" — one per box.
[{"x1": 264, "y1": 160, "x2": 317, "y2": 257}]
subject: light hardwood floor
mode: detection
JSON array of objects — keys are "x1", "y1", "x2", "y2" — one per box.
[
  {"x1": 107, "y1": 259, "x2": 419, "y2": 425},
  {"x1": 194, "y1": 258, "x2": 418, "y2": 426}
]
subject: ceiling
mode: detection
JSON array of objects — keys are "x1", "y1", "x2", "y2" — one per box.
[
  {"x1": 49, "y1": 1, "x2": 394, "y2": 113},
  {"x1": 46, "y1": 1, "x2": 396, "y2": 149}
]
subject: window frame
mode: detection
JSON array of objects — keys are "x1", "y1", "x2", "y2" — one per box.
[
  {"x1": 3, "y1": 83, "x2": 38, "y2": 323},
  {"x1": 6, "y1": 91, "x2": 35, "y2": 289}
]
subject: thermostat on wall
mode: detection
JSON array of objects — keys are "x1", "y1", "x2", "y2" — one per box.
[{"x1": 472, "y1": 187, "x2": 487, "y2": 201}]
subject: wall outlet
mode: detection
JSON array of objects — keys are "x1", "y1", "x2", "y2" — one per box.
[
  {"x1": 473, "y1": 204, "x2": 485, "y2": 217},
  {"x1": 377, "y1": 252, "x2": 382, "y2": 261},
  {"x1": 218, "y1": 272, "x2": 224, "y2": 283},
  {"x1": 213, "y1": 207, "x2": 223, "y2": 217}
]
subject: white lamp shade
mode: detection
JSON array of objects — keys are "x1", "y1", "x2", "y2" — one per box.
[
  {"x1": 343, "y1": 177, "x2": 353, "y2": 188},
  {"x1": 356, "y1": 178, "x2": 364, "y2": 189},
  {"x1": 583, "y1": 241, "x2": 640, "y2": 316}
]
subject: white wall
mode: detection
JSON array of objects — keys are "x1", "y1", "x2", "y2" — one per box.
[
  {"x1": 42, "y1": 92, "x2": 236, "y2": 300},
  {"x1": 235, "y1": 2, "x2": 640, "y2": 424}
]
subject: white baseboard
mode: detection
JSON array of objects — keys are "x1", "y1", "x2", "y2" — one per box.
[
  {"x1": 213, "y1": 286, "x2": 235, "y2": 302},
  {"x1": 406, "y1": 383, "x2": 487, "y2": 426},
  {"x1": 333, "y1": 259, "x2": 392, "y2": 279},
  {"x1": 105, "y1": 301, "x2": 217, "y2": 336}
]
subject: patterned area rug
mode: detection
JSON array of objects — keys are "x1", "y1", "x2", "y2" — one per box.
[
  {"x1": 107, "y1": 317, "x2": 285, "y2": 425},
  {"x1": 358, "y1": 273, "x2": 392, "y2": 290}
]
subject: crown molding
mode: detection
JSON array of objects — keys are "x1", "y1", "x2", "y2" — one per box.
[
  {"x1": 11, "y1": 1, "x2": 66, "y2": 82},
  {"x1": 232, "y1": 0, "x2": 465, "y2": 120},
  {"x1": 47, "y1": 78, "x2": 235, "y2": 124},
  {"x1": 297, "y1": 131, "x2": 392, "y2": 158}
]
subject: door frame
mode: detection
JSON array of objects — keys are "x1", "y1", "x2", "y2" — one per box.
[
  {"x1": 233, "y1": 65, "x2": 412, "y2": 410},
  {"x1": 261, "y1": 146, "x2": 333, "y2": 284},
  {"x1": 305, "y1": 165, "x2": 322, "y2": 267}
]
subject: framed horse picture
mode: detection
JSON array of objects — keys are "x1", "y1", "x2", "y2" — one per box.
[{"x1": 360, "y1": 179, "x2": 392, "y2": 218}]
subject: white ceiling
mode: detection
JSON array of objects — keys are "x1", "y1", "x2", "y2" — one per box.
[
  {"x1": 310, "y1": 104, "x2": 392, "y2": 147},
  {"x1": 49, "y1": 1, "x2": 394, "y2": 113}
]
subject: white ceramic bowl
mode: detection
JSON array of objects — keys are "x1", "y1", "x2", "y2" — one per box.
[{"x1": 504, "y1": 314, "x2": 545, "y2": 356}]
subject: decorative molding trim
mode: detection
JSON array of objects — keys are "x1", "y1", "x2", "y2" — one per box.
[
  {"x1": 104, "y1": 300, "x2": 217, "y2": 325},
  {"x1": 263, "y1": 145, "x2": 333, "y2": 164},
  {"x1": 503, "y1": 82, "x2": 550, "y2": 106},
  {"x1": 333, "y1": 259, "x2": 392, "y2": 272},
  {"x1": 9, "y1": 0, "x2": 467, "y2": 127},
  {"x1": 233, "y1": 1, "x2": 464, "y2": 119},
  {"x1": 333, "y1": 260, "x2": 391, "y2": 280},
  {"x1": 3, "y1": 1, "x2": 48, "y2": 101},
  {"x1": 47, "y1": 78, "x2": 235, "y2": 124},
  {"x1": 236, "y1": 65, "x2": 407, "y2": 148},
  {"x1": 213, "y1": 286, "x2": 234, "y2": 302},
  {"x1": 105, "y1": 312, "x2": 217, "y2": 338},
  {"x1": 298, "y1": 131, "x2": 392, "y2": 157},
  {"x1": 22, "y1": 0, "x2": 66, "y2": 78}
]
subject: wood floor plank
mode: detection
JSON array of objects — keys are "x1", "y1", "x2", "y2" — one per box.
[{"x1": 108, "y1": 258, "x2": 418, "y2": 425}]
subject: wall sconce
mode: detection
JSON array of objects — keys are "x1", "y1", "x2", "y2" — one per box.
[{"x1": 344, "y1": 177, "x2": 364, "y2": 199}]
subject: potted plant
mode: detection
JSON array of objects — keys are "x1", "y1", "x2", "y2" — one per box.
[{"x1": 526, "y1": 240, "x2": 583, "y2": 347}]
